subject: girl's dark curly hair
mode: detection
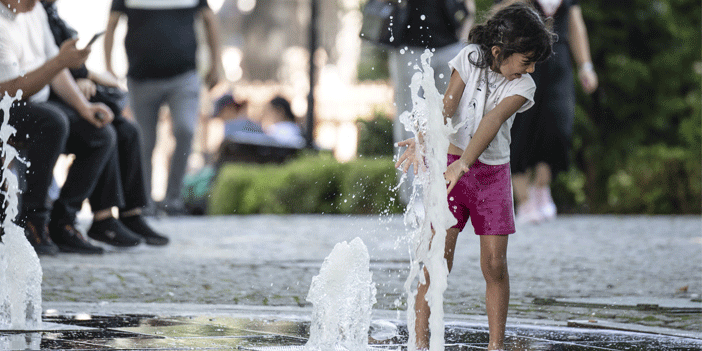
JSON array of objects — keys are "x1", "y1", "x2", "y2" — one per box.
[{"x1": 468, "y1": 1, "x2": 556, "y2": 70}]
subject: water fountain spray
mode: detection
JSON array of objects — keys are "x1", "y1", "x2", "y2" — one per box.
[
  {"x1": 399, "y1": 50, "x2": 461, "y2": 351},
  {"x1": 0, "y1": 92, "x2": 43, "y2": 330}
]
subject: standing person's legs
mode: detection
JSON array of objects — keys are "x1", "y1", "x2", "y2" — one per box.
[
  {"x1": 127, "y1": 78, "x2": 166, "y2": 207},
  {"x1": 162, "y1": 70, "x2": 200, "y2": 211},
  {"x1": 480, "y1": 235, "x2": 509, "y2": 351},
  {"x1": 8, "y1": 101, "x2": 69, "y2": 255}
]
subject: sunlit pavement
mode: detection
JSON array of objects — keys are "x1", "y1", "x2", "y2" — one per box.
[{"x1": 4, "y1": 214, "x2": 700, "y2": 349}]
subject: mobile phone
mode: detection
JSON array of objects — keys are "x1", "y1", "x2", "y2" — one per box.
[{"x1": 85, "y1": 31, "x2": 105, "y2": 47}]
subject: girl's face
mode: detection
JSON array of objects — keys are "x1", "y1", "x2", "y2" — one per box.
[{"x1": 492, "y1": 47, "x2": 536, "y2": 81}]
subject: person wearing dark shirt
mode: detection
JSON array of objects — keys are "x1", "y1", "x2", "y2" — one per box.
[
  {"x1": 496, "y1": 0, "x2": 598, "y2": 224},
  {"x1": 104, "y1": 0, "x2": 224, "y2": 215}
]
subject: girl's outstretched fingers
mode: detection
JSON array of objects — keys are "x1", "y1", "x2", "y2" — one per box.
[{"x1": 394, "y1": 138, "x2": 420, "y2": 174}]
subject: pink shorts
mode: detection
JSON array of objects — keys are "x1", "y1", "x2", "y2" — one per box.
[{"x1": 447, "y1": 154, "x2": 515, "y2": 235}]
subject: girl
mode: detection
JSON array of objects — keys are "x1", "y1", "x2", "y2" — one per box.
[{"x1": 395, "y1": 3, "x2": 555, "y2": 350}]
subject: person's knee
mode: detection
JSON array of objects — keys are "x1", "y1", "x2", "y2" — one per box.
[
  {"x1": 481, "y1": 253, "x2": 508, "y2": 283},
  {"x1": 115, "y1": 119, "x2": 141, "y2": 145},
  {"x1": 172, "y1": 125, "x2": 194, "y2": 145},
  {"x1": 94, "y1": 124, "x2": 118, "y2": 151}
]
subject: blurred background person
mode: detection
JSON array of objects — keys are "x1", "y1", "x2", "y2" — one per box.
[
  {"x1": 497, "y1": 0, "x2": 598, "y2": 224},
  {"x1": 389, "y1": 0, "x2": 475, "y2": 203},
  {"x1": 104, "y1": 0, "x2": 224, "y2": 216},
  {"x1": 42, "y1": 0, "x2": 168, "y2": 246},
  {"x1": 213, "y1": 93, "x2": 264, "y2": 139},
  {"x1": 262, "y1": 96, "x2": 305, "y2": 149}
]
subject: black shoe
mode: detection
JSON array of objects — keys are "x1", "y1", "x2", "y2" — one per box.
[
  {"x1": 88, "y1": 218, "x2": 144, "y2": 247},
  {"x1": 49, "y1": 221, "x2": 104, "y2": 254},
  {"x1": 120, "y1": 215, "x2": 169, "y2": 246},
  {"x1": 25, "y1": 221, "x2": 59, "y2": 256}
]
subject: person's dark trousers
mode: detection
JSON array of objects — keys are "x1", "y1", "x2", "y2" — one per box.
[
  {"x1": 47, "y1": 98, "x2": 117, "y2": 227},
  {"x1": 7, "y1": 100, "x2": 70, "y2": 228},
  {"x1": 88, "y1": 114, "x2": 148, "y2": 211}
]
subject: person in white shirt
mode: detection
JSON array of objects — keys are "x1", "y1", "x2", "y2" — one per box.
[
  {"x1": 262, "y1": 96, "x2": 305, "y2": 149},
  {"x1": 0, "y1": 0, "x2": 117, "y2": 255}
]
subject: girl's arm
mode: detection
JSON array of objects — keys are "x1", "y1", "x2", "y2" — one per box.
[
  {"x1": 396, "y1": 70, "x2": 466, "y2": 174},
  {"x1": 445, "y1": 94, "x2": 526, "y2": 193},
  {"x1": 443, "y1": 70, "x2": 466, "y2": 122}
]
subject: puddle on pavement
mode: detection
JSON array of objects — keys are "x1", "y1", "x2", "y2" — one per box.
[{"x1": 1, "y1": 314, "x2": 701, "y2": 350}]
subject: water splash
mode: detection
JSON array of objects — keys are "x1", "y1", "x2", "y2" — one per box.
[
  {"x1": 0, "y1": 91, "x2": 43, "y2": 330},
  {"x1": 305, "y1": 237, "x2": 377, "y2": 351},
  {"x1": 398, "y1": 50, "x2": 461, "y2": 351}
]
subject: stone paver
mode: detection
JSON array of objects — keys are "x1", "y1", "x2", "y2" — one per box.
[{"x1": 40, "y1": 215, "x2": 702, "y2": 332}]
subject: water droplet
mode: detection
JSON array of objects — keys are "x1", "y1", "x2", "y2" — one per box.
[
  {"x1": 439, "y1": 73, "x2": 444, "y2": 79},
  {"x1": 420, "y1": 14, "x2": 426, "y2": 21}
]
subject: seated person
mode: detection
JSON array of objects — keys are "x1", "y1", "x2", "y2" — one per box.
[
  {"x1": 0, "y1": 0, "x2": 114, "y2": 255},
  {"x1": 42, "y1": 0, "x2": 168, "y2": 246},
  {"x1": 213, "y1": 93, "x2": 264, "y2": 137},
  {"x1": 262, "y1": 96, "x2": 306, "y2": 148}
]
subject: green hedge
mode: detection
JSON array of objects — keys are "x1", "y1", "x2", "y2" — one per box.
[{"x1": 208, "y1": 154, "x2": 403, "y2": 215}]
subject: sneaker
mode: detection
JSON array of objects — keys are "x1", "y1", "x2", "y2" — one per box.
[
  {"x1": 24, "y1": 221, "x2": 59, "y2": 256},
  {"x1": 515, "y1": 188, "x2": 544, "y2": 225},
  {"x1": 49, "y1": 221, "x2": 104, "y2": 254},
  {"x1": 120, "y1": 215, "x2": 169, "y2": 246},
  {"x1": 535, "y1": 186, "x2": 557, "y2": 221},
  {"x1": 88, "y1": 218, "x2": 144, "y2": 247}
]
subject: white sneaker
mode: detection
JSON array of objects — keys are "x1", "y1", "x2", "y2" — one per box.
[
  {"x1": 536, "y1": 186, "x2": 557, "y2": 221},
  {"x1": 515, "y1": 192, "x2": 543, "y2": 225}
]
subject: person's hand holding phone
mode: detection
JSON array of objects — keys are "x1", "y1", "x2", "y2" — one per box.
[
  {"x1": 83, "y1": 31, "x2": 105, "y2": 49},
  {"x1": 57, "y1": 38, "x2": 91, "y2": 69}
]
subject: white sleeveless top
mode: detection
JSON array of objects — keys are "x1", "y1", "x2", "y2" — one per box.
[{"x1": 447, "y1": 44, "x2": 536, "y2": 165}]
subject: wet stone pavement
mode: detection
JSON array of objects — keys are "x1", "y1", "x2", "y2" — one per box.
[{"x1": 4, "y1": 214, "x2": 701, "y2": 349}]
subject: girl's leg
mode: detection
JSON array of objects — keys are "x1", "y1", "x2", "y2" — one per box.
[
  {"x1": 480, "y1": 234, "x2": 509, "y2": 351},
  {"x1": 415, "y1": 227, "x2": 461, "y2": 349}
]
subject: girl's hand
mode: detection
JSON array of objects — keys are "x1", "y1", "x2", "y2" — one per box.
[
  {"x1": 395, "y1": 138, "x2": 422, "y2": 174},
  {"x1": 444, "y1": 158, "x2": 470, "y2": 194}
]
